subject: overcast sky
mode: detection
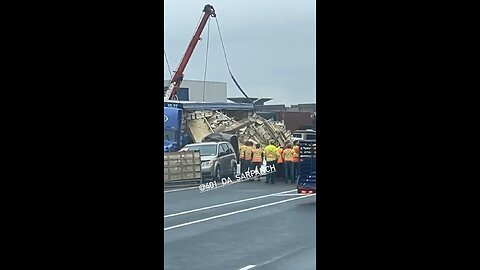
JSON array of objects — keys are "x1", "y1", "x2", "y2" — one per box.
[{"x1": 164, "y1": 0, "x2": 316, "y2": 106}]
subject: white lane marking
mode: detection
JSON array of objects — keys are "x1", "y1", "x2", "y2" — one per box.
[
  {"x1": 235, "y1": 190, "x2": 268, "y2": 192},
  {"x1": 254, "y1": 245, "x2": 311, "y2": 267},
  {"x1": 164, "y1": 187, "x2": 198, "y2": 193},
  {"x1": 272, "y1": 194, "x2": 305, "y2": 197},
  {"x1": 238, "y1": 265, "x2": 256, "y2": 270},
  {"x1": 164, "y1": 194, "x2": 315, "y2": 231},
  {"x1": 164, "y1": 189, "x2": 297, "y2": 218}
]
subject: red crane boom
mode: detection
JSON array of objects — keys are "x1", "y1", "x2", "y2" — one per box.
[{"x1": 164, "y1": 4, "x2": 216, "y2": 100}]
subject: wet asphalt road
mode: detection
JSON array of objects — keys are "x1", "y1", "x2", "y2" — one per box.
[{"x1": 164, "y1": 179, "x2": 316, "y2": 270}]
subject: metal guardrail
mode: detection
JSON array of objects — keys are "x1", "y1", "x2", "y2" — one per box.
[{"x1": 164, "y1": 150, "x2": 202, "y2": 189}]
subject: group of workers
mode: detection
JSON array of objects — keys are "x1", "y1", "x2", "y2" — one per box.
[{"x1": 238, "y1": 139, "x2": 300, "y2": 184}]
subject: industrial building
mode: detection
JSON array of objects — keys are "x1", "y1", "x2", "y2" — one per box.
[
  {"x1": 228, "y1": 97, "x2": 315, "y2": 112},
  {"x1": 163, "y1": 79, "x2": 227, "y2": 102},
  {"x1": 163, "y1": 79, "x2": 316, "y2": 131},
  {"x1": 228, "y1": 97, "x2": 316, "y2": 131},
  {"x1": 163, "y1": 81, "x2": 316, "y2": 117}
]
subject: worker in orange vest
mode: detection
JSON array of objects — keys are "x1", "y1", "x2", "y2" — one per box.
[
  {"x1": 282, "y1": 143, "x2": 295, "y2": 183},
  {"x1": 293, "y1": 140, "x2": 300, "y2": 182},
  {"x1": 251, "y1": 143, "x2": 264, "y2": 181},
  {"x1": 244, "y1": 141, "x2": 254, "y2": 175},
  {"x1": 276, "y1": 143, "x2": 285, "y2": 180}
]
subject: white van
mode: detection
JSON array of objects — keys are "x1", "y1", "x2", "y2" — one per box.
[{"x1": 292, "y1": 129, "x2": 316, "y2": 141}]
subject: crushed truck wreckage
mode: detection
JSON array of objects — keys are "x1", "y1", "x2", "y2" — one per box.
[{"x1": 185, "y1": 110, "x2": 293, "y2": 147}]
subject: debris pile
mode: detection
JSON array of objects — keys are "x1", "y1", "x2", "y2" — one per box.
[{"x1": 185, "y1": 110, "x2": 292, "y2": 146}]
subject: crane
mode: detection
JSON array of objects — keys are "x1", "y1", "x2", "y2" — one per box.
[{"x1": 164, "y1": 4, "x2": 216, "y2": 100}]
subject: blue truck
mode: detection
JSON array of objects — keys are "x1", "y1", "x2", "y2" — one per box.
[
  {"x1": 164, "y1": 106, "x2": 185, "y2": 152},
  {"x1": 164, "y1": 101, "x2": 254, "y2": 152}
]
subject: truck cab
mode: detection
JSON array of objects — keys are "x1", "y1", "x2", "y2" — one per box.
[{"x1": 164, "y1": 107, "x2": 185, "y2": 152}]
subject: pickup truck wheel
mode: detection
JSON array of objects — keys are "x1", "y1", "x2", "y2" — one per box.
[{"x1": 214, "y1": 166, "x2": 221, "y2": 181}]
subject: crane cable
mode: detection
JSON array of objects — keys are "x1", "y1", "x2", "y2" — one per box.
[
  {"x1": 164, "y1": 49, "x2": 172, "y2": 80},
  {"x1": 203, "y1": 18, "x2": 211, "y2": 101},
  {"x1": 213, "y1": 17, "x2": 251, "y2": 101}
]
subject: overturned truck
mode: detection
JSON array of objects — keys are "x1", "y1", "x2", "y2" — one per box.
[
  {"x1": 164, "y1": 101, "x2": 293, "y2": 152},
  {"x1": 187, "y1": 110, "x2": 293, "y2": 146}
]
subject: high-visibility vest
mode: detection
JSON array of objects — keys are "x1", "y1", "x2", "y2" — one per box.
[
  {"x1": 252, "y1": 148, "x2": 263, "y2": 163},
  {"x1": 244, "y1": 146, "x2": 253, "y2": 161},
  {"x1": 277, "y1": 148, "x2": 284, "y2": 163},
  {"x1": 283, "y1": 148, "x2": 294, "y2": 162},
  {"x1": 239, "y1": 145, "x2": 246, "y2": 159},
  {"x1": 264, "y1": 145, "x2": 278, "y2": 162},
  {"x1": 293, "y1": 145, "x2": 300, "y2": 163}
]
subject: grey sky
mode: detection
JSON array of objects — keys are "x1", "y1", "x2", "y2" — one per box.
[{"x1": 164, "y1": 0, "x2": 316, "y2": 106}]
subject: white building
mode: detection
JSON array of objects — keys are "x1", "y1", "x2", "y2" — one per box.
[{"x1": 163, "y1": 80, "x2": 227, "y2": 102}]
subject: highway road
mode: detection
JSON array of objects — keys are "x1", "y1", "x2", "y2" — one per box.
[{"x1": 164, "y1": 179, "x2": 316, "y2": 270}]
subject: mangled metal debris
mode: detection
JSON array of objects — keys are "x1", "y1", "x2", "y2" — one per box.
[{"x1": 184, "y1": 110, "x2": 293, "y2": 146}]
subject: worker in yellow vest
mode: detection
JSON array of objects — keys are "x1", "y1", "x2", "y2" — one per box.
[
  {"x1": 239, "y1": 140, "x2": 248, "y2": 174},
  {"x1": 282, "y1": 143, "x2": 295, "y2": 183},
  {"x1": 251, "y1": 143, "x2": 264, "y2": 181},
  {"x1": 244, "y1": 141, "x2": 254, "y2": 175},
  {"x1": 264, "y1": 140, "x2": 279, "y2": 184},
  {"x1": 293, "y1": 140, "x2": 300, "y2": 182},
  {"x1": 276, "y1": 143, "x2": 285, "y2": 181}
]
